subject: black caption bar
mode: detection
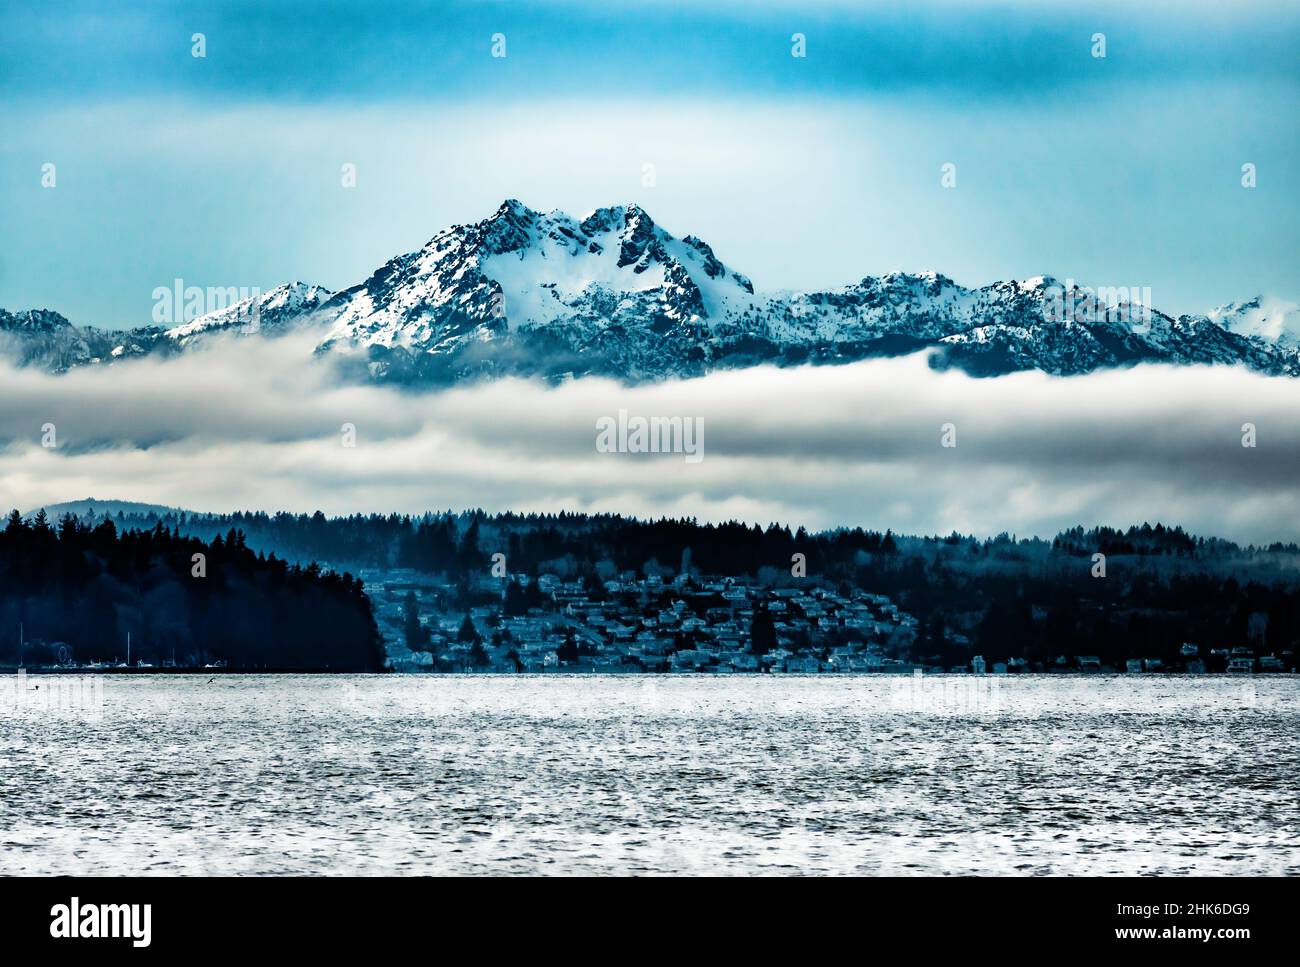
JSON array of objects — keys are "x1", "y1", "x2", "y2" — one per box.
[{"x1": 0, "y1": 876, "x2": 1287, "y2": 955}]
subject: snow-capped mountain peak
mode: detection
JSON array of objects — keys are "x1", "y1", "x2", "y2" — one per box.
[
  {"x1": 318, "y1": 199, "x2": 759, "y2": 369},
  {"x1": 165, "y1": 282, "x2": 334, "y2": 343},
  {"x1": 1207, "y1": 295, "x2": 1300, "y2": 349}
]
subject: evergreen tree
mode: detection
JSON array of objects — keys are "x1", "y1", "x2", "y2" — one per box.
[
  {"x1": 750, "y1": 606, "x2": 777, "y2": 655},
  {"x1": 457, "y1": 613, "x2": 481, "y2": 644},
  {"x1": 556, "y1": 628, "x2": 580, "y2": 663},
  {"x1": 403, "y1": 591, "x2": 431, "y2": 654}
]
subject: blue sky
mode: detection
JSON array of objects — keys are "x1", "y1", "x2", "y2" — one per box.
[{"x1": 3, "y1": 0, "x2": 1298, "y2": 326}]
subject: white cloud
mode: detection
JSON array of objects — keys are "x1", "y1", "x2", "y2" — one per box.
[{"x1": 1, "y1": 339, "x2": 1298, "y2": 544}]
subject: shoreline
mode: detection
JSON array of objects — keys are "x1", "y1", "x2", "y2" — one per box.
[{"x1": 3, "y1": 667, "x2": 1295, "y2": 678}]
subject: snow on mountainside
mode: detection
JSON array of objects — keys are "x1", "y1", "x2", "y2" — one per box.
[
  {"x1": 0, "y1": 308, "x2": 165, "y2": 372},
  {"x1": 314, "y1": 199, "x2": 761, "y2": 382},
  {"x1": 3, "y1": 200, "x2": 1298, "y2": 381},
  {"x1": 1206, "y1": 295, "x2": 1300, "y2": 349},
  {"x1": 165, "y1": 282, "x2": 334, "y2": 344},
  {"x1": 0, "y1": 283, "x2": 334, "y2": 373}
]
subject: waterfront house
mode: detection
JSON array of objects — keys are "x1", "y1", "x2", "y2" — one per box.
[{"x1": 786, "y1": 655, "x2": 820, "y2": 674}]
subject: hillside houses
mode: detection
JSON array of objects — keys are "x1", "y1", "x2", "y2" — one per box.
[
  {"x1": 367, "y1": 566, "x2": 923, "y2": 673},
  {"x1": 358, "y1": 565, "x2": 1295, "y2": 675}
]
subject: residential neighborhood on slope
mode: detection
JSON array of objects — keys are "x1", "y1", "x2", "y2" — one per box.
[{"x1": 361, "y1": 566, "x2": 1293, "y2": 676}]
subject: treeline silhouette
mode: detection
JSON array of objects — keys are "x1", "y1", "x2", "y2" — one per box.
[
  {"x1": 36, "y1": 506, "x2": 1300, "y2": 668},
  {"x1": 0, "y1": 510, "x2": 385, "y2": 670},
  {"x1": 80, "y1": 506, "x2": 1298, "y2": 573}
]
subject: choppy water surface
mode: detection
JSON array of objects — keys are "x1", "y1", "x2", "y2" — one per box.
[{"x1": 1, "y1": 674, "x2": 1297, "y2": 875}]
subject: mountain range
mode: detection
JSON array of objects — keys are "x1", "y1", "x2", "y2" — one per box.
[{"x1": 4, "y1": 199, "x2": 1298, "y2": 383}]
